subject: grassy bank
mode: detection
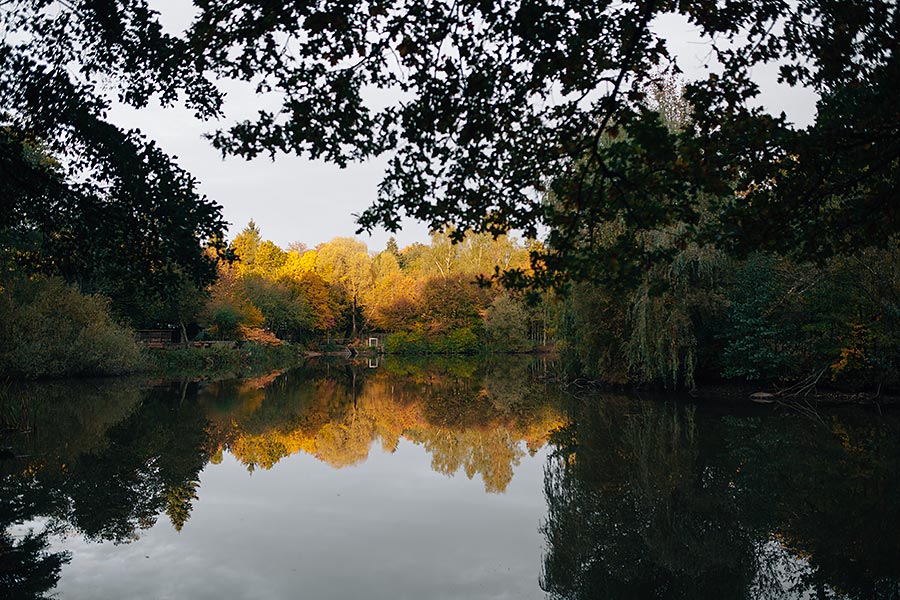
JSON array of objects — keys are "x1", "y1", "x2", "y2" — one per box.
[{"x1": 145, "y1": 342, "x2": 304, "y2": 379}]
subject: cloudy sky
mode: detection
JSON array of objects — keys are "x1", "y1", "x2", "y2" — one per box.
[{"x1": 108, "y1": 6, "x2": 817, "y2": 253}]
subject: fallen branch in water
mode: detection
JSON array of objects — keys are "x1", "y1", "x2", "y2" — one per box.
[
  {"x1": 748, "y1": 368, "x2": 889, "y2": 422},
  {"x1": 773, "y1": 367, "x2": 829, "y2": 399}
]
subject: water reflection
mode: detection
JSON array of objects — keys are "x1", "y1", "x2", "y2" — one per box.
[
  {"x1": 1, "y1": 360, "x2": 899, "y2": 599},
  {"x1": 0, "y1": 357, "x2": 563, "y2": 595},
  {"x1": 540, "y1": 398, "x2": 900, "y2": 600},
  {"x1": 1, "y1": 479, "x2": 69, "y2": 598},
  {"x1": 198, "y1": 357, "x2": 563, "y2": 491}
]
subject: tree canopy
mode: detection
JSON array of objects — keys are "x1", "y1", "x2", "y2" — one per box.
[
  {"x1": 2, "y1": 1, "x2": 897, "y2": 289},
  {"x1": 0, "y1": 3, "x2": 226, "y2": 306}
]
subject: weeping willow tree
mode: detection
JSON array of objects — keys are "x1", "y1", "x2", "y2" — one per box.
[
  {"x1": 552, "y1": 80, "x2": 731, "y2": 388},
  {"x1": 557, "y1": 234, "x2": 728, "y2": 388},
  {"x1": 624, "y1": 238, "x2": 729, "y2": 388}
]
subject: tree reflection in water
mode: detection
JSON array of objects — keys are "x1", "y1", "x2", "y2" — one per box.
[
  {"x1": 0, "y1": 356, "x2": 564, "y2": 583},
  {"x1": 540, "y1": 399, "x2": 900, "y2": 600},
  {"x1": 0, "y1": 379, "x2": 147, "y2": 598},
  {"x1": 2, "y1": 360, "x2": 899, "y2": 599},
  {"x1": 0, "y1": 479, "x2": 69, "y2": 599},
  {"x1": 207, "y1": 357, "x2": 564, "y2": 492}
]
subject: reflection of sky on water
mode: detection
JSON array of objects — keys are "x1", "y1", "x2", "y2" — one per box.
[
  {"x1": 750, "y1": 538, "x2": 846, "y2": 600},
  {"x1": 51, "y1": 439, "x2": 549, "y2": 600},
  {"x1": 6, "y1": 363, "x2": 898, "y2": 599}
]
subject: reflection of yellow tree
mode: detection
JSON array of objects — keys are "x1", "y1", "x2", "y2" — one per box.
[
  {"x1": 165, "y1": 481, "x2": 199, "y2": 532},
  {"x1": 203, "y1": 359, "x2": 565, "y2": 492},
  {"x1": 413, "y1": 427, "x2": 524, "y2": 493},
  {"x1": 229, "y1": 435, "x2": 290, "y2": 471},
  {"x1": 314, "y1": 413, "x2": 377, "y2": 468}
]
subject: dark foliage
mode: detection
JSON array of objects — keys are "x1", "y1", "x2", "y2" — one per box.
[
  {"x1": 0, "y1": 5, "x2": 226, "y2": 314},
  {"x1": 5, "y1": 1, "x2": 896, "y2": 290}
]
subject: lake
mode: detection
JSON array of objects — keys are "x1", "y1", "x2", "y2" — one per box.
[{"x1": 2, "y1": 357, "x2": 898, "y2": 599}]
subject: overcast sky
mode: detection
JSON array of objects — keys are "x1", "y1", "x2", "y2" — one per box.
[{"x1": 108, "y1": 6, "x2": 817, "y2": 253}]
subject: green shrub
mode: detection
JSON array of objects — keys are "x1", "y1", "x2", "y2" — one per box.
[
  {"x1": 385, "y1": 329, "x2": 429, "y2": 354},
  {"x1": 718, "y1": 255, "x2": 793, "y2": 381},
  {"x1": 441, "y1": 327, "x2": 480, "y2": 354},
  {"x1": 485, "y1": 295, "x2": 532, "y2": 352},
  {"x1": 209, "y1": 305, "x2": 242, "y2": 339},
  {"x1": 148, "y1": 342, "x2": 300, "y2": 377},
  {"x1": 384, "y1": 332, "x2": 407, "y2": 353},
  {"x1": 0, "y1": 276, "x2": 144, "y2": 378},
  {"x1": 386, "y1": 326, "x2": 482, "y2": 354}
]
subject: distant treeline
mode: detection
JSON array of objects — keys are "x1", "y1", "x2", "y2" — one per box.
[
  {"x1": 2, "y1": 219, "x2": 898, "y2": 388},
  {"x1": 0, "y1": 224, "x2": 552, "y2": 379},
  {"x1": 199, "y1": 222, "x2": 551, "y2": 354}
]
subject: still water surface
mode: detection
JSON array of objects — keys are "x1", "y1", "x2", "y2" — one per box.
[{"x1": 2, "y1": 357, "x2": 898, "y2": 599}]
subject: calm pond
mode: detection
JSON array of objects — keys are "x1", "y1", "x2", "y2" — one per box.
[{"x1": 2, "y1": 357, "x2": 899, "y2": 599}]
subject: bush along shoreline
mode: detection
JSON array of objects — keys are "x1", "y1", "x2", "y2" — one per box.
[
  {"x1": 0, "y1": 277, "x2": 144, "y2": 379},
  {"x1": 0, "y1": 276, "x2": 304, "y2": 381}
]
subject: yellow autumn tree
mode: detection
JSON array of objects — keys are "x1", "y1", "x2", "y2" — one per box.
[{"x1": 316, "y1": 238, "x2": 373, "y2": 337}]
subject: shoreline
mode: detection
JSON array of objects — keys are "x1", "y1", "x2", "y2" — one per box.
[{"x1": 4, "y1": 349, "x2": 897, "y2": 409}]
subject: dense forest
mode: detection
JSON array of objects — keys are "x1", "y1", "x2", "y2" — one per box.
[
  {"x1": 3, "y1": 209, "x2": 897, "y2": 391},
  {"x1": 202, "y1": 223, "x2": 544, "y2": 353}
]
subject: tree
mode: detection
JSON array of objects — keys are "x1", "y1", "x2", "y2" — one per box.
[
  {"x1": 457, "y1": 231, "x2": 530, "y2": 278},
  {"x1": 254, "y1": 241, "x2": 288, "y2": 276},
  {"x1": 278, "y1": 249, "x2": 339, "y2": 333},
  {"x1": 0, "y1": 35, "x2": 226, "y2": 305},
  {"x1": 485, "y1": 294, "x2": 531, "y2": 352},
  {"x1": 364, "y1": 251, "x2": 419, "y2": 331},
  {"x1": 315, "y1": 238, "x2": 373, "y2": 337},
  {"x1": 4, "y1": 1, "x2": 897, "y2": 290},
  {"x1": 286, "y1": 241, "x2": 308, "y2": 255},
  {"x1": 231, "y1": 221, "x2": 263, "y2": 273},
  {"x1": 418, "y1": 274, "x2": 488, "y2": 336},
  {"x1": 242, "y1": 274, "x2": 312, "y2": 340},
  {"x1": 397, "y1": 242, "x2": 428, "y2": 272},
  {"x1": 203, "y1": 263, "x2": 264, "y2": 339}
]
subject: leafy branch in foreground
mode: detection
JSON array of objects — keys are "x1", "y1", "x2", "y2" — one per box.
[{"x1": 3, "y1": 1, "x2": 898, "y2": 291}]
